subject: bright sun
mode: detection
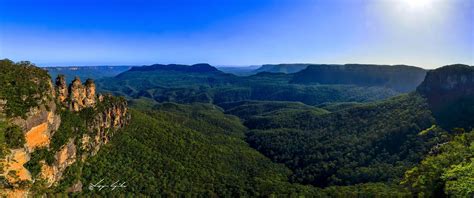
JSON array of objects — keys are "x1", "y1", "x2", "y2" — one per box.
[{"x1": 401, "y1": 0, "x2": 434, "y2": 10}]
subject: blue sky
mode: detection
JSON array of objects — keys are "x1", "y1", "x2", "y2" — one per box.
[{"x1": 0, "y1": 0, "x2": 473, "y2": 68}]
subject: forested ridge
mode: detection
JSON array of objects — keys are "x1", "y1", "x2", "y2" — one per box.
[
  {"x1": 291, "y1": 64, "x2": 427, "y2": 92},
  {"x1": 0, "y1": 59, "x2": 51, "y2": 118},
  {"x1": 96, "y1": 63, "x2": 408, "y2": 106}
]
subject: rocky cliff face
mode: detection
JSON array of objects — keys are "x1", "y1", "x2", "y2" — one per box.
[
  {"x1": 417, "y1": 64, "x2": 474, "y2": 99},
  {"x1": 82, "y1": 95, "x2": 128, "y2": 156},
  {"x1": 56, "y1": 75, "x2": 68, "y2": 103},
  {"x1": 57, "y1": 75, "x2": 97, "y2": 112},
  {"x1": 84, "y1": 79, "x2": 96, "y2": 107},
  {"x1": 1, "y1": 70, "x2": 129, "y2": 197},
  {"x1": 417, "y1": 64, "x2": 474, "y2": 129},
  {"x1": 0, "y1": 76, "x2": 60, "y2": 196}
]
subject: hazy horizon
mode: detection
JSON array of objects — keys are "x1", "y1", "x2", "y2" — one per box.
[{"x1": 32, "y1": 62, "x2": 472, "y2": 69}]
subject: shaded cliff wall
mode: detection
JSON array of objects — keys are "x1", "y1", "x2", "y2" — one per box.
[{"x1": 417, "y1": 64, "x2": 474, "y2": 129}]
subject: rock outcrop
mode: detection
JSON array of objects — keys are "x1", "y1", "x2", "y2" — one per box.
[
  {"x1": 39, "y1": 138, "x2": 77, "y2": 186},
  {"x1": 1, "y1": 80, "x2": 61, "y2": 196},
  {"x1": 417, "y1": 64, "x2": 474, "y2": 129},
  {"x1": 84, "y1": 79, "x2": 96, "y2": 107},
  {"x1": 56, "y1": 76, "x2": 97, "y2": 111},
  {"x1": 68, "y1": 76, "x2": 87, "y2": 111},
  {"x1": 417, "y1": 64, "x2": 474, "y2": 99},
  {"x1": 83, "y1": 95, "x2": 129, "y2": 156},
  {"x1": 1, "y1": 72, "x2": 129, "y2": 197},
  {"x1": 55, "y1": 75, "x2": 68, "y2": 103}
]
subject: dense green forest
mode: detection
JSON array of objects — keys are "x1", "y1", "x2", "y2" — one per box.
[
  {"x1": 77, "y1": 108, "x2": 318, "y2": 196},
  {"x1": 241, "y1": 94, "x2": 448, "y2": 187},
  {"x1": 89, "y1": 63, "x2": 473, "y2": 196},
  {"x1": 401, "y1": 129, "x2": 474, "y2": 197},
  {"x1": 71, "y1": 96, "x2": 471, "y2": 196},
  {"x1": 62, "y1": 103, "x2": 411, "y2": 196},
  {"x1": 0, "y1": 59, "x2": 52, "y2": 160},
  {"x1": 220, "y1": 100, "x2": 329, "y2": 121},
  {"x1": 2, "y1": 60, "x2": 473, "y2": 196},
  {"x1": 0, "y1": 59, "x2": 51, "y2": 118}
]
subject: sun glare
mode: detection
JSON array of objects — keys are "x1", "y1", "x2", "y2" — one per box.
[{"x1": 401, "y1": 0, "x2": 434, "y2": 10}]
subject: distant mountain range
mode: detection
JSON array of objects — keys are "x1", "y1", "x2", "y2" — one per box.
[
  {"x1": 28, "y1": 63, "x2": 474, "y2": 126},
  {"x1": 216, "y1": 65, "x2": 261, "y2": 76},
  {"x1": 253, "y1": 64, "x2": 310, "y2": 74},
  {"x1": 217, "y1": 64, "x2": 308, "y2": 76},
  {"x1": 96, "y1": 63, "x2": 412, "y2": 106},
  {"x1": 44, "y1": 66, "x2": 132, "y2": 83},
  {"x1": 127, "y1": 63, "x2": 221, "y2": 73},
  {"x1": 45, "y1": 63, "x2": 429, "y2": 94}
]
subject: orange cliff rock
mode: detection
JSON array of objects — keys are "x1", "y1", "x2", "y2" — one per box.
[
  {"x1": 25, "y1": 123, "x2": 50, "y2": 151},
  {"x1": 55, "y1": 75, "x2": 97, "y2": 112},
  {"x1": 39, "y1": 139, "x2": 77, "y2": 187},
  {"x1": 0, "y1": 99, "x2": 60, "y2": 196},
  {"x1": 1, "y1": 73, "x2": 129, "y2": 196},
  {"x1": 3, "y1": 149, "x2": 31, "y2": 183}
]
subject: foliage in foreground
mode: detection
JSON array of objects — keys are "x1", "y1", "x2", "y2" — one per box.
[{"x1": 402, "y1": 130, "x2": 474, "y2": 197}]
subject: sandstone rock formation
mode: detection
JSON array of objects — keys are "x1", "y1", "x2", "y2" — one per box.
[
  {"x1": 55, "y1": 75, "x2": 68, "y2": 103},
  {"x1": 56, "y1": 76, "x2": 98, "y2": 111},
  {"x1": 1, "y1": 73, "x2": 129, "y2": 197},
  {"x1": 83, "y1": 95, "x2": 129, "y2": 156},
  {"x1": 1, "y1": 82, "x2": 61, "y2": 196},
  {"x1": 69, "y1": 76, "x2": 86, "y2": 111},
  {"x1": 39, "y1": 138, "x2": 77, "y2": 186},
  {"x1": 84, "y1": 79, "x2": 96, "y2": 107}
]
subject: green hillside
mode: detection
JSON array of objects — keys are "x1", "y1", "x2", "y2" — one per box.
[
  {"x1": 75, "y1": 104, "x2": 410, "y2": 197},
  {"x1": 402, "y1": 129, "x2": 474, "y2": 197},
  {"x1": 0, "y1": 59, "x2": 51, "y2": 118},
  {"x1": 77, "y1": 108, "x2": 322, "y2": 196},
  {"x1": 242, "y1": 94, "x2": 449, "y2": 187},
  {"x1": 221, "y1": 100, "x2": 329, "y2": 121}
]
